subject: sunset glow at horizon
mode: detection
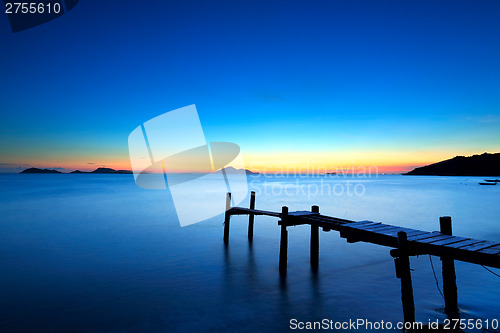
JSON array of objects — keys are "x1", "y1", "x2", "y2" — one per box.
[{"x1": 2, "y1": 149, "x2": 495, "y2": 174}]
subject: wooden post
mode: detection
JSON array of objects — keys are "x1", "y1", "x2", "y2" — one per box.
[
  {"x1": 440, "y1": 216, "x2": 459, "y2": 317},
  {"x1": 279, "y1": 206, "x2": 288, "y2": 274},
  {"x1": 395, "y1": 231, "x2": 416, "y2": 325},
  {"x1": 223, "y1": 192, "x2": 232, "y2": 244},
  {"x1": 310, "y1": 205, "x2": 319, "y2": 269},
  {"x1": 248, "y1": 191, "x2": 256, "y2": 242}
]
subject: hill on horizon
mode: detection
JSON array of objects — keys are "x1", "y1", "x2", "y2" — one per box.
[
  {"x1": 222, "y1": 166, "x2": 259, "y2": 174},
  {"x1": 20, "y1": 167, "x2": 132, "y2": 174},
  {"x1": 19, "y1": 166, "x2": 259, "y2": 175},
  {"x1": 404, "y1": 152, "x2": 500, "y2": 176},
  {"x1": 71, "y1": 167, "x2": 132, "y2": 174},
  {"x1": 20, "y1": 168, "x2": 62, "y2": 174}
]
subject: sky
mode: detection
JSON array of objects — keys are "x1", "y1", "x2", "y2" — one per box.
[{"x1": 1, "y1": 0, "x2": 499, "y2": 173}]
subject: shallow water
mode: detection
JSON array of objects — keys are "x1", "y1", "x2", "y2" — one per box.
[{"x1": 0, "y1": 174, "x2": 499, "y2": 332}]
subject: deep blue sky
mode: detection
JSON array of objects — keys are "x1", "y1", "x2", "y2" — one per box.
[{"x1": 1, "y1": 0, "x2": 499, "y2": 172}]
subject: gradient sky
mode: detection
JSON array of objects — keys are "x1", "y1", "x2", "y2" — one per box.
[{"x1": 1, "y1": 0, "x2": 499, "y2": 173}]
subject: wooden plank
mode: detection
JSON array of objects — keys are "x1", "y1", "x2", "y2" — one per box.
[
  {"x1": 289, "y1": 211, "x2": 319, "y2": 216},
  {"x1": 478, "y1": 245, "x2": 500, "y2": 255},
  {"x1": 345, "y1": 224, "x2": 380, "y2": 231},
  {"x1": 353, "y1": 220, "x2": 374, "y2": 224},
  {"x1": 417, "y1": 235, "x2": 455, "y2": 244},
  {"x1": 348, "y1": 222, "x2": 383, "y2": 230},
  {"x1": 399, "y1": 230, "x2": 429, "y2": 237},
  {"x1": 310, "y1": 216, "x2": 346, "y2": 224},
  {"x1": 443, "y1": 239, "x2": 483, "y2": 249},
  {"x1": 369, "y1": 227, "x2": 406, "y2": 235},
  {"x1": 360, "y1": 223, "x2": 391, "y2": 229},
  {"x1": 426, "y1": 236, "x2": 469, "y2": 246},
  {"x1": 345, "y1": 221, "x2": 377, "y2": 227},
  {"x1": 382, "y1": 230, "x2": 426, "y2": 239},
  {"x1": 377, "y1": 227, "x2": 427, "y2": 235},
  {"x1": 362, "y1": 224, "x2": 399, "y2": 232},
  {"x1": 375, "y1": 227, "x2": 421, "y2": 237},
  {"x1": 302, "y1": 216, "x2": 350, "y2": 226},
  {"x1": 315, "y1": 216, "x2": 353, "y2": 224},
  {"x1": 362, "y1": 227, "x2": 400, "y2": 235},
  {"x1": 458, "y1": 241, "x2": 500, "y2": 251},
  {"x1": 230, "y1": 207, "x2": 280, "y2": 217},
  {"x1": 407, "y1": 232, "x2": 441, "y2": 241}
]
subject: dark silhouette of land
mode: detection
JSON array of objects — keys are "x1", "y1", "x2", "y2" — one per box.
[
  {"x1": 20, "y1": 167, "x2": 132, "y2": 174},
  {"x1": 222, "y1": 166, "x2": 259, "y2": 175},
  {"x1": 71, "y1": 167, "x2": 132, "y2": 174},
  {"x1": 404, "y1": 152, "x2": 500, "y2": 176},
  {"x1": 20, "y1": 168, "x2": 62, "y2": 174},
  {"x1": 20, "y1": 166, "x2": 258, "y2": 175}
]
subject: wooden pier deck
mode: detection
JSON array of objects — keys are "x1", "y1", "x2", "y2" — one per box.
[
  {"x1": 229, "y1": 206, "x2": 500, "y2": 269},
  {"x1": 223, "y1": 192, "x2": 500, "y2": 325}
]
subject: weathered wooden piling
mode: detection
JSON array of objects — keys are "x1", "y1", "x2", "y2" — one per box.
[
  {"x1": 395, "y1": 231, "x2": 416, "y2": 325},
  {"x1": 223, "y1": 192, "x2": 232, "y2": 244},
  {"x1": 310, "y1": 205, "x2": 320, "y2": 268},
  {"x1": 440, "y1": 216, "x2": 459, "y2": 317},
  {"x1": 279, "y1": 206, "x2": 289, "y2": 274},
  {"x1": 248, "y1": 191, "x2": 256, "y2": 242}
]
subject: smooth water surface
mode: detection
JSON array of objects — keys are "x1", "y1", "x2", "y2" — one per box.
[{"x1": 0, "y1": 174, "x2": 499, "y2": 332}]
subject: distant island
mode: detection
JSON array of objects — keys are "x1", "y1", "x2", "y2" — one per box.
[
  {"x1": 20, "y1": 166, "x2": 259, "y2": 175},
  {"x1": 20, "y1": 168, "x2": 62, "y2": 174},
  {"x1": 222, "y1": 166, "x2": 259, "y2": 175},
  {"x1": 404, "y1": 152, "x2": 500, "y2": 176},
  {"x1": 71, "y1": 167, "x2": 133, "y2": 174},
  {"x1": 20, "y1": 167, "x2": 132, "y2": 174}
]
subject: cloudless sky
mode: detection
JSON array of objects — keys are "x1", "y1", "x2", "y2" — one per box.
[{"x1": 1, "y1": 0, "x2": 499, "y2": 173}]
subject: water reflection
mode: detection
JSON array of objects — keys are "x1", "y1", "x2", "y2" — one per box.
[{"x1": 1, "y1": 174, "x2": 499, "y2": 332}]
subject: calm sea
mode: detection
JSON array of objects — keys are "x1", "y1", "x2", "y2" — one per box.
[{"x1": 0, "y1": 174, "x2": 499, "y2": 332}]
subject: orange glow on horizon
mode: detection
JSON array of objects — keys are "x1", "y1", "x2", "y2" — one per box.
[
  {"x1": 4, "y1": 149, "x2": 489, "y2": 174},
  {"x1": 240, "y1": 150, "x2": 458, "y2": 174}
]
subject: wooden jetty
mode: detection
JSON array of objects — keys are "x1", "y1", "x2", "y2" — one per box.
[{"x1": 223, "y1": 191, "x2": 500, "y2": 325}]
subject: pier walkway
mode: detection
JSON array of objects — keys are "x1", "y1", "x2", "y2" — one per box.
[{"x1": 223, "y1": 192, "x2": 500, "y2": 325}]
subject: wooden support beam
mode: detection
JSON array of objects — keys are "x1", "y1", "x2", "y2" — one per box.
[
  {"x1": 310, "y1": 205, "x2": 319, "y2": 269},
  {"x1": 394, "y1": 231, "x2": 416, "y2": 325},
  {"x1": 440, "y1": 216, "x2": 459, "y2": 318},
  {"x1": 248, "y1": 191, "x2": 256, "y2": 242},
  {"x1": 279, "y1": 206, "x2": 289, "y2": 274},
  {"x1": 223, "y1": 192, "x2": 232, "y2": 244}
]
